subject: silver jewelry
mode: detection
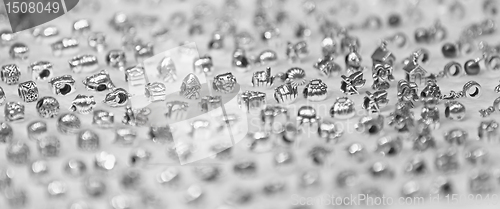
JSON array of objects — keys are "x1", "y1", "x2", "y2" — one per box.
[
  {"x1": 27, "y1": 121, "x2": 47, "y2": 141},
  {"x1": 36, "y1": 96, "x2": 60, "y2": 118},
  {"x1": 362, "y1": 90, "x2": 389, "y2": 113},
  {"x1": 420, "y1": 80, "x2": 442, "y2": 102},
  {"x1": 103, "y1": 88, "x2": 129, "y2": 107},
  {"x1": 320, "y1": 33, "x2": 336, "y2": 57},
  {"x1": 73, "y1": 19, "x2": 91, "y2": 34},
  {"x1": 149, "y1": 126, "x2": 174, "y2": 144},
  {"x1": 237, "y1": 91, "x2": 266, "y2": 113},
  {"x1": 95, "y1": 151, "x2": 117, "y2": 171},
  {"x1": 106, "y1": 50, "x2": 126, "y2": 70},
  {"x1": 232, "y1": 48, "x2": 251, "y2": 72},
  {"x1": 465, "y1": 146, "x2": 489, "y2": 165},
  {"x1": 479, "y1": 96, "x2": 500, "y2": 117},
  {"x1": 193, "y1": 55, "x2": 214, "y2": 75},
  {"x1": 17, "y1": 81, "x2": 39, "y2": 103},
  {"x1": 376, "y1": 136, "x2": 402, "y2": 156},
  {"x1": 317, "y1": 120, "x2": 343, "y2": 142},
  {"x1": 1, "y1": 64, "x2": 21, "y2": 85},
  {"x1": 37, "y1": 135, "x2": 60, "y2": 157},
  {"x1": 369, "y1": 161, "x2": 394, "y2": 178},
  {"x1": 28, "y1": 61, "x2": 53, "y2": 81},
  {"x1": 165, "y1": 101, "x2": 189, "y2": 119},
  {"x1": 70, "y1": 94, "x2": 96, "y2": 114},
  {"x1": 115, "y1": 128, "x2": 137, "y2": 145},
  {"x1": 388, "y1": 104, "x2": 415, "y2": 132},
  {"x1": 355, "y1": 115, "x2": 384, "y2": 135},
  {"x1": 397, "y1": 80, "x2": 419, "y2": 107},
  {"x1": 0, "y1": 86, "x2": 5, "y2": 106},
  {"x1": 145, "y1": 82, "x2": 167, "y2": 102},
  {"x1": 280, "y1": 67, "x2": 307, "y2": 86},
  {"x1": 88, "y1": 32, "x2": 107, "y2": 52},
  {"x1": 444, "y1": 128, "x2": 468, "y2": 146},
  {"x1": 125, "y1": 66, "x2": 148, "y2": 86},
  {"x1": 180, "y1": 73, "x2": 201, "y2": 99},
  {"x1": 213, "y1": 72, "x2": 237, "y2": 93},
  {"x1": 346, "y1": 142, "x2": 366, "y2": 162},
  {"x1": 297, "y1": 106, "x2": 320, "y2": 126},
  {"x1": 345, "y1": 45, "x2": 363, "y2": 72},
  {"x1": 251, "y1": 67, "x2": 275, "y2": 88},
  {"x1": 464, "y1": 55, "x2": 484, "y2": 75},
  {"x1": 77, "y1": 130, "x2": 100, "y2": 152},
  {"x1": 64, "y1": 159, "x2": 87, "y2": 177},
  {"x1": 442, "y1": 80, "x2": 482, "y2": 100},
  {"x1": 134, "y1": 43, "x2": 154, "y2": 62},
  {"x1": 49, "y1": 75, "x2": 76, "y2": 96},
  {"x1": 371, "y1": 41, "x2": 396, "y2": 68},
  {"x1": 0, "y1": 30, "x2": 17, "y2": 44},
  {"x1": 57, "y1": 113, "x2": 81, "y2": 134},
  {"x1": 372, "y1": 63, "x2": 395, "y2": 90},
  {"x1": 130, "y1": 148, "x2": 152, "y2": 166},
  {"x1": 313, "y1": 55, "x2": 342, "y2": 77},
  {"x1": 405, "y1": 157, "x2": 427, "y2": 175},
  {"x1": 4, "y1": 102, "x2": 24, "y2": 122},
  {"x1": 303, "y1": 79, "x2": 328, "y2": 102},
  {"x1": 442, "y1": 61, "x2": 463, "y2": 78},
  {"x1": 208, "y1": 31, "x2": 224, "y2": 50},
  {"x1": 444, "y1": 101, "x2": 466, "y2": 120},
  {"x1": 340, "y1": 71, "x2": 366, "y2": 95},
  {"x1": 415, "y1": 20, "x2": 447, "y2": 43},
  {"x1": 83, "y1": 70, "x2": 115, "y2": 92},
  {"x1": 32, "y1": 26, "x2": 59, "y2": 40},
  {"x1": 413, "y1": 133, "x2": 436, "y2": 151},
  {"x1": 274, "y1": 83, "x2": 298, "y2": 104},
  {"x1": 254, "y1": 49, "x2": 278, "y2": 66},
  {"x1": 435, "y1": 147, "x2": 460, "y2": 173},
  {"x1": 6, "y1": 142, "x2": 30, "y2": 164},
  {"x1": 478, "y1": 120, "x2": 498, "y2": 142},
  {"x1": 403, "y1": 52, "x2": 428, "y2": 85},
  {"x1": 51, "y1": 38, "x2": 79, "y2": 57},
  {"x1": 157, "y1": 57, "x2": 177, "y2": 82},
  {"x1": 69, "y1": 55, "x2": 99, "y2": 73},
  {"x1": 0, "y1": 122, "x2": 13, "y2": 143},
  {"x1": 286, "y1": 41, "x2": 308, "y2": 63},
  {"x1": 9, "y1": 43, "x2": 29, "y2": 60},
  {"x1": 30, "y1": 160, "x2": 49, "y2": 180},
  {"x1": 330, "y1": 97, "x2": 356, "y2": 119},
  {"x1": 122, "y1": 106, "x2": 149, "y2": 126},
  {"x1": 340, "y1": 32, "x2": 360, "y2": 54},
  {"x1": 92, "y1": 110, "x2": 114, "y2": 128}
]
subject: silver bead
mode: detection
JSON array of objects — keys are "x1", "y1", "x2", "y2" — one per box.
[
  {"x1": 0, "y1": 30, "x2": 17, "y2": 45},
  {"x1": 17, "y1": 80, "x2": 39, "y2": 102},
  {"x1": 115, "y1": 128, "x2": 137, "y2": 145},
  {"x1": 134, "y1": 43, "x2": 154, "y2": 62},
  {"x1": 122, "y1": 106, "x2": 149, "y2": 126},
  {"x1": 232, "y1": 48, "x2": 251, "y2": 72},
  {"x1": 1, "y1": 64, "x2": 21, "y2": 85},
  {"x1": 345, "y1": 45, "x2": 363, "y2": 72},
  {"x1": 340, "y1": 33, "x2": 360, "y2": 54},
  {"x1": 376, "y1": 136, "x2": 402, "y2": 156},
  {"x1": 330, "y1": 97, "x2": 355, "y2": 119},
  {"x1": 321, "y1": 34, "x2": 336, "y2": 57},
  {"x1": 237, "y1": 91, "x2": 266, "y2": 113},
  {"x1": 469, "y1": 169, "x2": 494, "y2": 194},
  {"x1": 282, "y1": 67, "x2": 307, "y2": 86},
  {"x1": 36, "y1": 96, "x2": 60, "y2": 118},
  {"x1": 157, "y1": 167, "x2": 180, "y2": 186},
  {"x1": 340, "y1": 71, "x2": 366, "y2": 95},
  {"x1": 435, "y1": 148, "x2": 460, "y2": 173},
  {"x1": 313, "y1": 55, "x2": 342, "y2": 77},
  {"x1": 6, "y1": 142, "x2": 30, "y2": 165},
  {"x1": 199, "y1": 95, "x2": 221, "y2": 112},
  {"x1": 184, "y1": 185, "x2": 204, "y2": 204},
  {"x1": 106, "y1": 50, "x2": 127, "y2": 70},
  {"x1": 317, "y1": 120, "x2": 343, "y2": 142},
  {"x1": 103, "y1": 88, "x2": 130, "y2": 107},
  {"x1": 125, "y1": 66, "x2": 148, "y2": 86},
  {"x1": 130, "y1": 148, "x2": 151, "y2": 166},
  {"x1": 69, "y1": 55, "x2": 99, "y2": 73},
  {"x1": 251, "y1": 67, "x2": 275, "y2": 88},
  {"x1": 444, "y1": 128, "x2": 468, "y2": 146},
  {"x1": 193, "y1": 55, "x2": 214, "y2": 75},
  {"x1": 157, "y1": 57, "x2": 177, "y2": 82},
  {"x1": 92, "y1": 110, "x2": 114, "y2": 129},
  {"x1": 297, "y1": 106, "x2": 320, "y2": 126},
  {"x1": 64, "y1": 159, "x2": 87, "y2": 177},
  {"x1": 303, "y1": 79, "x2": 328, "y2": 102},
  {"x1": 254, "y1": 49, "x2": 278, "y2": 66},
  {"x1": 273, "y1": 83, "x2": 298, "y2": 104},
  {"x1": 180, "y1": 73, "x2": 201, "y2": 99},
  {"x1": 260, "y1": 105, "x2": 289, "y2": 133},
  {"x1": 286, "y1": 41, "x2": 309, "y2": 63},
  {"x1": 70, "y1": 94, "x2": 96, "y2": 114},
  {"x1": 149, "y1": 126, "x2": 173, "y2": 144},
  {"x1": 465, "y1": 146, "x2": 489, "y2": 165},
  {"x1": 401, "y1": 181, "x2": 421, "y2": 197},
  {"x1": 0, "y1": 122, "x2": 12, "y2": 143},
  {"x1": 37, "y1": 135, "x2": 60, "y2": 158},
  {"x1": 346, "y1": 142, "x2": 366, "y2": 162},
  {"x1": 49, "y1": 75, "x2": 76, "y2": 96},
  {"x1": 94, "y1": 151, "x2": 117, "y2": 171},
  {"x1": 4, "y1": 102, "x2": 24, "y2": 122},
  {"x1": 57, "y1": 113, "x2": 81, "y2": 134},
  {"x1": 443, "y1": 61, "x2": 463, "y2": 77},
  {"x1": 355, "y1": 115, "x2": 384, "y2": 135},
  {"x1": 9, "y1": 43, "x2": 29, "y2": 60},
  {"x1": 478, "y1": 120, "x2": 498, "y2": 142},
  {"x1": 88, "y1": 32, "x2": 107, "y2": 52},
  {"x1": 208, "y1": 31, "x2": 224, "y2": 49},
  {"x1": 413, "y1": 134, "x2": 436, "y2": 151},
  {"x1": 145, "y1": 82, "x2": 167, "y2": 102},
  {"x1": 165, "y1": 101, "x2": 189, "y2": 119},
  {"x1": 362, "y1": 90, "x2": 389, "y2": 113},
  {"x1": 444, "y1": 101, "x2": 466, "y2": 120},
  {"x1": 462, "y1": 80, "x2": 482, "y2": 99},
  {"x1": 84, "y1": 175, "x2": 107, "y2": 197},
  {"x1": 420, "y1": 80, "x2": 441, "y2": 102},
  {"x1": 29, "y1": 160, "x2": 50, "y2": 182},
  {"x1": 51, "y1": 38, "x2": 79, "y2": 57},
  {"x1": 73, "y1": 19, "x2": 91, "y2": 34},
  {"x1": 369, "y1": 161, "x2": 394, "y2": 178},
  {"x1": 77, "y1": 129, "x2": 100, "y2": 151},
  {"x1": 213, "y1": 72, "x2": 237, "y2": 93},
  {"x1": 32, "y1": 26, "x2": 59, "y2": 41},
  {"x1": 28, "y1": 61, "x2": 53, "y2": 81},
  {"x1": 405, "y1": 156, "x2": 428, "y2": 175},
  {"x1": 27, "y1": 121, "x2": 47, "y2": 141},
  {"x1": 372, "y1": 63, "x2": 395, "y2": 90}
]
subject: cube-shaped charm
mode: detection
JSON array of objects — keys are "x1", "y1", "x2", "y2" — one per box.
[{"x1": 1, "y1": 64, "x2": 21, "y2": 85}]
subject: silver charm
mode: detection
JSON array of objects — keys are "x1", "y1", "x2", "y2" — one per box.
[
  {"x1": 478, "y1": 120, "x2": 498, "y2": 142},
  {"x1": 37, "y1": 135, "x2": 61, "y2": 157},
  {"x1": 346, "y1": 142, "x2": 366, "y2": 162},
  {"x1": 180, "y1": 73, "x2": 201, "y2": 99},
  {"x1": 420, "y1": 80, "x2": 442, "y2": 103},
  {"x1": 0, "y1": 87, "x2": 5, "y2": 106},
  {"x1": 36, "y1": 96, "x2": 60, "y2": 118},
  {"x1": 122, "y1": 106, "x2": 149, "y2": 126},
  {"x1": 280, "y1": 67, "x2": 307, "y2": 86},
  {"x1": 9, "y1": 43, "x2": 29, "y2": 60},
  {"x1": 479, "y1": 96, "x2": 500, "y2": 117},
  {"x1": 237, "y1": 91, "x2": 266, "y2": 112},
  {"x1": 371, "y1": 41, "x2": 395, "y2": 69},
  {"x1": 444, "y1": 128, "x2": 468, "y2": 146},
  {"x1": 165, "y1": 101, "x2": 189, "y2": 119},
  {"x1": 199, "y1": 96, "x2": 222, "y2": 112},
  {"x1": 442, "y1": 80, "x2": 482, "y2": 100},
  {"x1": 444, "y1": 101, "x2": 466, "y2": 120},
  {"x1": 414, "y1": 20, "x2": 447, "y2": 43},
  {"x1": 317, "y1": 120, "x2": 343, "y2": 142},
  {"x1": 115, "y1": 128, "x2": 137, "y2": 145},
  {"x1": 421, "y1": 97, "x2": 440, "y2": 129},
  {"x1": 232, "y1": 48, "x2": 251, "y2": 72},
  {"x1": 330, "y1": 97, "x2": 356, "y2": 119},
  {"x1": 340, "y1": 32, "x2": 360, "y2": 53},
  {"x1": 355, "y1": 115, "x2": 384, "y2": 135},
  {"x1": 51, "y1": 38, "x2": 79, "y2": 56},
  {"x1": 28, "y1": 61, "x2": 53, "y2": 81},
  {"x1": 321, "y1": 33, "x2": 336, "y2": 57},
  {"x1": 130, "y1": 148, "x2": 152, "y2": 166},
  {"x1": 376, "y1": 136, "x2": 402, "y2": 156},
  {"x1": 6, "y1": 142, "x2": 30, "y2": 164},
  {"x1": 69, "y1": 55, "x2": 99, "y2": 73},
  {"x1": 88, "y1": 32, "x2": 107, "y2": 52},
  {"x1": 372, "y1": 63, "x2": 394, "y2": 90},
  {"x1": 251, "y1": 67, "x2": 275, "y2": 88},
  {"x1": 149, "y1": 126, "x2": 174, "y2": 144},
  {"x1": 83, "y1": 70, "x2": 115, "y2": 92},
  {"x1": 17, "y1": 81, "x2": 39, "y2": 103},
  {"x1": 92, "y1": 110, "x2": 114, "y2": 128},
  {"x1": 49, "y1": 75, "x2": 76, "y2": 96},
  {"x1": 125, "y1": 66, "x2": 148, "y2": 86},
  {"x1": 57, "y1": 113, "x2": 81, "y2": 134},
  {"x1": 32, "y1": 26, "x2": 59, "y2": 40},
  {"x1": 340, "y1": 71, "x2": 366, "y2": 95},
  {"x1": 297, "y1": 106, "x2": 320, "y2": 126},
  {"x1": 0, "y1": 122, "x2": 13, "y2": 143},
  {"x1": 303, "y1": 79, "x2": 328, "y2": 102},
  {"x1": 70, "y1": 94, "x2": 96, "y2": 114},
  {"x1": 103, "y1": 88, "x2": 130, "y2": 107},
  {"x1": 388, "y1": 104, "x2": 415, "y2": 132},
  {"x1": 27, "y1": 121, "x2": 47, "y2": 141},
  {"x1": 345, "y1": 45, "x2": 363, "y2": 73},
  {"x1": 77, "y1": 129, "x2": 100, "y2": 152},
  {"x1": 0, "y1": 30, "x2": 17, "y2": 45},
  {"x1": 274, "y1": 83, "x2": 298, "y2": 104},
  {"x1": 397, "y1": 79, "x2": 419, "y2": 107},
  {"x1": 435, "y1": 147, "x2": 460, "y2": 173},
  {"x1": 193, "y1": 55, "x2": 214, "y2": 75},
  {"x1": 253, "y1": 49, "x2": 278, "y2": 66},
  {"x1": 286, "y1": 41, "x2": 308, "y2": 63},
  {"x1": 369, "y1": 161, "x2": 394, "y2": 178},
  {"x1": 212, "y1": 72, "x2": 237, "y2": 93},
  {"x1": 157, "y1": 57, "x2": 177, "y2": 82},
  {"x1": 208, "y1": 31, "x2": 224, "y2": 49},
  {"x1": 465, "y1": 146, "x2": 489, "y2": 165},
  {"x1": 106, "y1": 50, "x2": 126, "y2": 70},
  {"x1": 362, "y1": 90, "x2": 389, "y2": 113},
  {"x1": 313, "y1": 55, "x2": 342, "y2": 77},
  {"x1": 1, "y1": 64, "x2": 21, "y2": 85},
  {"x1": 73, "y1": 19, "x2": 91, "y2": 34},
  {"x1": 403, "y1": 52, "x2": 428, "y2": 85},
  {"x1": 383, "y1": 32, "x2": 408, "y2": 48},
  {"x1": 64, "y1": 159, "x2": 87, "y2": 177},
  {"x1": 4, "y1": 102, "x2": 24, "y2": 122},
  {"x1": 405, "y1": 157, "x2": 427, "y2": 175},
  {"x1": 413, "y1": 133, "x2": 436, "y2": 151},
  {"x1": 134, "y1": 43, "x2": 154, "y2": 62},
  {"x1": 145, "y1": 82, "x2": 167, "y2": 102}
]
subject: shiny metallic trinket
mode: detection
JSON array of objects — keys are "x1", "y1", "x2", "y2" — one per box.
[
  {"x1": 69, "y1": 55, "x2": 99, "y2": 73},
  {"x1": 355, "y1": 115, "x2": 385, "y2": 135},
  {"x1": 37, "y1": 135, "x2": 60, "y2": 157},
  {"x1": 420, "y1": 80, "x2": 442, "y2": 103},
  {"x1": 414, "y1": 20, "x2": 447, "y2": 43},
  {"x1": 403, "y1": 52, "x2": 428, "y2": 85},
  {"x1": 274, "y1": 83, "x2": 298, "y2": 104},
  {"x1": 372, "y1": 63, "x2": 394, "y2": 90},
  {"x1": 232, "y1": 48, "x2": 251, "y2": 72},
  {"x1": 57, "y1": 113, "x2": 81, "y2": 134},
  {"x1": 340, "y1": 71, "x2": 366, "y2": 95},
  {"x1": 77, "y1": 129, "x2": 100, "y2": 152},
  {"x1": 134, "y1": 43, "x2": 154, "y2": 62},
  {"x1": 286, "y1": 41, "x2": 308, "y2": 63},
  {"x1": 125, "y1": 66, "x2": 148, "y2": 86},
  {"x1": 51, "y1": 38, "x2": 79, "y2": 56},
  {"x1": 122, "y1": 106, "x2": 149, "y2": 126},
  {"x1": 36, "y1": 96, "x2": 60, "y2": 118},
  {"x1": 83, "y1": 70, "x2": 115, "y2": 92},
  {"x1": 27, "y1": 121, "x2": 47, "y2": 141},
  {"x1": 145, "y1": 82, "x2": 167, "y2": 102},
  {"x1": 73, "y1": 19, "x2": 91, "y2": 34},
  {"x1": 388, "y1": 104, "x2": 415, "y2": 132},
  {"x1": 9, "y1": 43, "x2": 29, "y2": 60},
  {"x1": 193, "y1": 55, "x2": 214, "y2": 75},
  {"x1": 70, "y1": 94, "x2": 96, "y2": 114},
  {"x1": 106, "y1": 50, "x2": 126, "y2": 70},
  {"x1": 478, "y1": 120, "x2": 498, "y2": 142},
  {"x1": 237, "y1": 91, "x2": 266, "y2": 112},
  {"x1": 165, "y1": 101, "x2": 189, "y2": 119},
  {"x1": 180, "y1": 73, "x2": 201, "y2": 99},
  {"x1": 444, "y1": 128, "x2": 468, "y2": 146},
  {"x1": 251, "y1": 67, "x2": 275, "y2": 88},
  {"x1": 28, "y1": 61, "x2": 53, "y2": 81},
  {"x1": 280, "y1": 67, "x2": 307, "y2": 86},
  {"x1": 435, "y1": 147, "x2": 460, "y2": 173},
  {"x1": 376, "y1": 136, "x2": 402, "y2": 156},
  {"x1": 330, "y1": 97, "x2": 356, "y2": 119},
  {"x1": 345, "y1": 45, "x2": 363, "y2": 73},
  {"x1": 313, "y1": 55, "x2": 342, "y2": 77},
  {"x1": 317, "y1": 120, "x2": 343, "y2": 142},
  {"x1": 49, "y1": 75, "x2": 76, "y2": 96},
  {"x1": 371, "y1": 41, "x2": 396, "y2": 68},
  {"x1": 0, "y1": 122, "x2": 13, "y2": 143},
  {"x1": 397, "y1": 79, "x2": 419, "y2": 107},
  {"x1": 362, "y1": 90, "x2": 389, "y2": 113},
  {"x1": 18, "y1": 81, "x2": 38, "y2": 103},
  {"x1": 212, "y1": 72, "x2": 237, "y2": 93},
  {"x1": 321, "y1": 33, "x2": 336, "y2": 57},
  {"x1": 340, "y1": 33, "x2": 360, "y2": 53},
  {"x1": 1, "y1": 64, "x2": 21, "y2": 85},
  {"x1": 303, "y1": 79, "x2": 328, "y2": 102},
  {"x1": 0, "y1": 87, "x2": 5, "y2": 106},
  {"x1": 32, "y1": 26, "x2": 59, "y2": 40},
  {"x1": 444, "y1": 101, "x2": 466, "y2": 120},
  {"x1": 199, "y1": 96, "x2": 222, "y2": 112},
  {"x1": 92, "y1": 110, "x2": 114, "y2": 128},
  {"x1": 157, "y1": 57, "x2": 177, "y2": 82},
  {"x1": 103, "y1": 88, "x2": 129, "y2": 107},
  {"x1": 297, "y1": 106, "x2": 320, "y2": 126},
  {"x1": 405, "y1": 157, "x2": 428, "y2": 175},
  {"x1": 208, "y1": 31, "x2": 224, "y2": 49},
  {"x1": 254, "y1": 49, "x2": 278, "y2": 66},
  {"x1": 4, "y1": 102, "x2": 24, "y2": 122},
  {"x1": 88, "y1": 32, "x2": 107, "y2": 52}
]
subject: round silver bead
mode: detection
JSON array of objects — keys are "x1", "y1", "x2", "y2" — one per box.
[
  {"x1": 444, "y1": 101, "x2": 465, "y2": 120},
  {"x1": 92, "y1": 110, "x2": 114, "y2": 128},
  {"x1": 57, "y1": 113, "x2": 81, "y2": 134},
  {"x1": 6, "y1": 142, "x2": 30, "y2": 165},
  {"x1": 28, "y1": 61, "x2": 53, "y2": 81},
  {"x1": 376, "y1": 136, "x2": 403, "y2": 156},
  {"x1": 0, "y1": 122, "x2": 13, "y2": 143},
  {"x1": 69, "y1": 94, "x2": 96, "y2": 114},
  {"x1": 330, "y1": 97, "x2": 356, "y2": 119},
  {"x1": 317, "y1": 120, "x2": 343, "y2": 143},
  {"x1": 77, "y1": 129, "x2": 100, "y2": 152},
  {"x1": 115, "y1": 128, "x2": 137, "y2": 145},
  {"x1": 0, "y1": 86, "x2": 6, "y2": 106},
  {"x1": 212, "y1": 72, "x2": 237, "y2": 93},
  {"x1": 303, "y1": 79, "x2": 328, "y2": 102},
  {"x1": 73, "y1": 19, "x2": 91, "y2": 34},
  {"x1": 27, "y1": 121, "x2": 47, "y2": 141},
  {"x1": 88, "y1": 32, "x2": 107, "y2": 52},
  {"x1": 444, "y1": 128, "x2": 468, "y2": 146},
  {"x1": 106, "y1": 50, "x2": 127, "y2": 70},
  {"x1": 4, "y1": 102, "x2": 24, "y2": 122},
  {"x1": 355, "y1": 115, "x2": 385, "y2": 135},
  {"x1": 297, "y1": 106, "x2": 320, "y2": 126},
  {"x1": 49, "y1": 75, "x2": 76, "y2": 96},
  {"x1": 9, "y1": 43, "x2": 29, "y2": 60},
  {"x1": 29, "y1": 160, "x2": 50, "y2": 182},
  {"x1": 36, "y1": 96, "x2": 60, "y2": 118},
  {"x1": 462, "y1": 80, "x2": 482, "y2": 99},
  {"x1": 346, "y1": 142, "x2": 366, "y2": 162},
  {"x1": 283, "y1": 67, "x2": 307, "y2": 86},
  {"x1": 443, "y1": 61, "x2": 463, "y2": 77},
  {"x1": 129, "y1": 148, "x2": 151, "y2": 166},
  {"x1": 47, "y1": 180, "x2": 67, "y2": 197},
  {"x1": 64, "y1": 159, "x2": 87, "y2": 177},
  {"x1": 369, "y1": 161, "x2": 394, "y2": 178},
  {"x1": 70, "y1": 55, "x2": 99, "y2": 74},
  {"x1": 37, "y1": 135, "x2": 60, "y2": 158},
  {"x1": 17, "y1": 81, "x2": 39, "y2": 103}
]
